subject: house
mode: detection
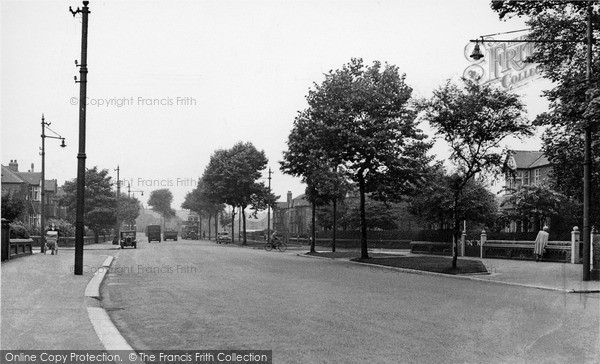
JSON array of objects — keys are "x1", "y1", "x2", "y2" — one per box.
[
  {"x1": 504, "y1": 150, "x2": 552, "y2": 189},
  {"x1": 273, "y1": 191, "x2": 312, "y2": 236},
  {"x1": 1, "y1": 160, "x2": 65, "y2": 228},
  {"x1": 502, "y1": 150, "x2": 554, "y2": 232}
]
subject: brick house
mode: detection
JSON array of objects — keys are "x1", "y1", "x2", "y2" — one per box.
[
  {"x1": 1, "y1": 160, "x2": 65, "y2": 228},
  {"x1": 273, "y1": 191, "x2": 312, "y2": 236},
  {"x1": 502, "y1": 150, "x2": 553, "y2": 232}
]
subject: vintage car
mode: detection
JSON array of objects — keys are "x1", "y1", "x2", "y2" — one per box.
[
  {"x1": 163, "y1": 230, "x2": 178, "y2": 241},
  {"x1": 120, "y1": 230, "x2": 137, "y2": 249},
  {"x1": 216, "y1": 232, "x2": 231, "y2": 244}
]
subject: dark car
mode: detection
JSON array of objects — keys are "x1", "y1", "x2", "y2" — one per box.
[
  {"x1": 216, "y1": 232, "x2": 231, "y2": 244},
  {"x1": 120, "y1": 230, "x2": 137, "y2": 249},
  {"x1": 163, "y1": 230, "x2": 178, "y2": 241},
  {"x1": 146, "y1": 225, "x2": 161, "y2": 243}
]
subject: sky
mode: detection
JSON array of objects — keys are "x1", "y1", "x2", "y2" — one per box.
[{"x1": 1, "y1": 0, "x2": 552, "y2": 209}]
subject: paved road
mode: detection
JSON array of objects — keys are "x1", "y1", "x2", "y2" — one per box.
[{"x1": 102, "y1": 239, "x2": 599, "y2": 363}]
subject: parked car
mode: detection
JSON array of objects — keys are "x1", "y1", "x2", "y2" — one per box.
[
  {"x1": 216, "y1": 232, "x2": 231, "y2": 244},
  {"x1": 146, "y1": 225, "x2": 161, "y2": 243},
  {"x1": 120, "y1": 230, "x2": 137, "y2": 249},
  {"x1": 163, "y1": 230, "x2": 178, "y2": 241}
]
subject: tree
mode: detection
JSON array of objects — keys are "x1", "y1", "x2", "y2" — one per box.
[
  {"x1": 1, "y1": 192, "x2": 26, "y2": 222},
  {"x1": 202, "y1": 142, "x2": 268, "y2": 244},
  {"x1": 147, "y1": 189, "x2": 176, "y2": 229},
  {"x1": 118, "y1": 194, "x2": 142, "y2": 230},
  {"x1": 60, "y1": 166, "x2": 116, "y2": 240},
  {"x1": 501, "y1": 183, "x2": 573, "y2": 233},
  {"x1": 409, "y1": 166, "x2": 499, "y2": 230},
  {"x1": 420, "y1": 78, "x2": 531, "y2": 268},
  {"x1": 491, "y1": 0, "x2": 600, "y2": 229},
  {"x1": 282, "y1": 58, "x2": 432, "y2": 259},
  {"x1": 182, "y1": 179, "x2": 226, "y2": 239}
]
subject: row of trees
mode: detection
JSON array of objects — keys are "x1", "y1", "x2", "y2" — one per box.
[
  {"x1": 281, "y1": 58, "x2": 532, "y2": 268},
  {"x1": 182, "y1": 142, "x2": 278, "y2": 244}
]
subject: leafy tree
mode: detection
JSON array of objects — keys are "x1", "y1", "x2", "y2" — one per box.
[
  {"x1": 118, "y1": 193, "x2": 141, "y2": 230},
  {"x1": 147, "y1": 189, "x2": 176, "y2": 229},
  {"x1": 1, "y1": 192, "x2": 26, "y2": 222},
  {"x1": 60, "y1": 166, "x2": 116, "y2": 240},
  {"x1": 46, "y1": 218, "x2": 75, "y2": 237},
  {"x1": 409, "y1": 166, "x2": 499, "y2": 230},
  {"x1": 491, "y1": 0, "x2": 600, "y2": 229},
  {"x1": 202, "y1": 142, "x2": 268, "y2": 244},
  {"x1": 501, "y1": 183, "x2": 573, "y2": 233},
  {"x1": 282, "y1": 58, "x2": 432, "y2": 258},
  {"x1": 419, "y1": 78, "x2": 531, "y2": 268}
]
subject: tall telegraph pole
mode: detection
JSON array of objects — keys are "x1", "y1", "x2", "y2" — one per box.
[
  {"x1": 71, "y1": 1, "x2": 90, "y2": 275},
  {"x1": 583, "y1": 4, "x2": 593, "y2": 281},
  {"x1": 267, "y1": 167, "x2": 272, "y2": 243}
]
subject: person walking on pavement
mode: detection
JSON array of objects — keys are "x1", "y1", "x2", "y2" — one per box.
[{"x1": 533, "y1": 226, "x2": 549, "y2": 262}]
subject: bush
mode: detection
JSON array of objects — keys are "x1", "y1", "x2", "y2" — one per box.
[{"x1": 9, "y1": 221, "x2": 30, "y2": 239}]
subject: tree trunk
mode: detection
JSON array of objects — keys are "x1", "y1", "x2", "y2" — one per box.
[
  {"x1": 199, "y1": 214, "x2": 203, "y2": 239},
  {"x1": 214, "y1": 212, "x2": 218, "y2": 241},
  {"x1": 452, "y1": 194, "x2": 459, "y2": 269},
  {"x1": 230, "y1": 205, "x2": 236, "y2": 244},
  {"x1": 310, "y1": 202, "x2": 316, "y2": 253},
  {"x1": 359, "y1": 173, "x2": 369, "y2": 259},
  {"x1": 241, "y1": 207, "x2": 247, "y2": 245},
  {"x1": 207, "y1": 215, "x2": 212, "y2": 240},
  {"x1": 332, "y1": 199, "x2": 337, "y2": 252}
]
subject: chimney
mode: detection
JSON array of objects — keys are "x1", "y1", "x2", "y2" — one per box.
[
  {"x1": 8, "y1": 159, "x2": 18, "y2": 172},
  {"x1": 287, "y1": 191, "x2": 292, "y2": 207},
  {"x1": 30, "y1": 163, "x2": 34, "y2": 172}
]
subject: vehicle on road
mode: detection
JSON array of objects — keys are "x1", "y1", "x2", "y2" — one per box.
[
  {"x1": 146, "y1": 225, "x2": 161, "y2": 243},
  {"x1": 120, "y1": 230, "x2": 137, "y2": 249},
  {"x1": 182, "y1": 230, "x2": 197, "y2": 240},
  {"x1": 216, "y1": 232, "x2": 231, "y2": 244},
  {"x1": 163, "y1": 230, "x2": 178, "y2": 241}
]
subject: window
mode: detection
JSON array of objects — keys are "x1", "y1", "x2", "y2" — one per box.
[
  {"x1": 523, "y1": 170, "x2": 530, "y2": 186},
  {"x1": 30, "y1": 186, "x2": 40, "y2": 201},
  {"x1": 534, "y1": 168, "x2": 541, "y2": 185}
]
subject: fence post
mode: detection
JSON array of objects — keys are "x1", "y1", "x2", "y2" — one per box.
[
  {"x1": 571, "y1": 226, "x2": 580, "y2": 264},
  {"x1": 480, "y1": 230, "x2": 486, "y2": 259},
  {"x1": 461, "y1": 230, "x2": 466, "y2": 257}
]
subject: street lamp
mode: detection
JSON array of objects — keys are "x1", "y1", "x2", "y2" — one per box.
[
  {"x1": 40, "y1": 114, "x2": 66, "y2": 253},
  {"x1": 469, "y1": 5, "x2": 595, "y2": 280}
]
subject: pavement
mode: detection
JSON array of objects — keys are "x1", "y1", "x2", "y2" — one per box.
[{"x1": 1, "y1": 240, "x2": 598, "y2": 351}]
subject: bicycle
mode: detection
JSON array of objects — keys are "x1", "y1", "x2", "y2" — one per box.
[{"x1": 264, "y1": 239, "x2": 287, "y2": 252}]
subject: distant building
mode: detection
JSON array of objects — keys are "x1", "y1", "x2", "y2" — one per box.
[
  {"x1": 273, "y1": 191, "x2": 312, "y2": 236},
  {"x1": 1, "y1": 160, "x2": 66, "y2": 228}
]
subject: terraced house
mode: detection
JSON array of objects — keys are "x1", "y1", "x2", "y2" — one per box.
[{"x1": 1, "y1": 160, "x2": 65, "y2": 228}]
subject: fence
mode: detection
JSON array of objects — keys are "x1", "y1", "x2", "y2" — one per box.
[{"x1": 411, "y1": 227, "x2": 594, "y2": 264}]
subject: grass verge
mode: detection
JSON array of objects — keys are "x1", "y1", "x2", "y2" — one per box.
[{"x1": 306, "y1": 252, "x2": 488, "y2": 275}]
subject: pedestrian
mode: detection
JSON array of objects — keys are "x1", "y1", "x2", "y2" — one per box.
[{"x1": 533, "y1": 226, "x2": 549, "y2": 262}]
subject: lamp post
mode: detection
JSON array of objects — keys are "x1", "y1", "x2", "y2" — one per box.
[
  {"x1": 114, "y1": 166, "x2": 120, "y2": 242},
  {"x1": 267, "y1": 167, "x2": 272, "y2": 244},
  {"x1": 70, "y1": 0, "x2": 90, "y2": 275},
  {"x1": 40, "y1": 114, "x2": 66, "y2": 253},
  {"x1": 470, "y1": 5, "x2": 595, "y2": 280}
]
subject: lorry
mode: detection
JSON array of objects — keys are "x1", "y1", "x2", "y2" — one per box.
[
  {"x1": 163, "y1": 230, "x2": 178, "y2": 241},
  {"x1": 146, "y1": 225, "x2": 161, "y2": 243}
]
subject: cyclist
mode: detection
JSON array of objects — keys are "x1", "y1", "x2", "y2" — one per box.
[{"x1": 270, "y1": 231, "x2": 280, "y2": 246}]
